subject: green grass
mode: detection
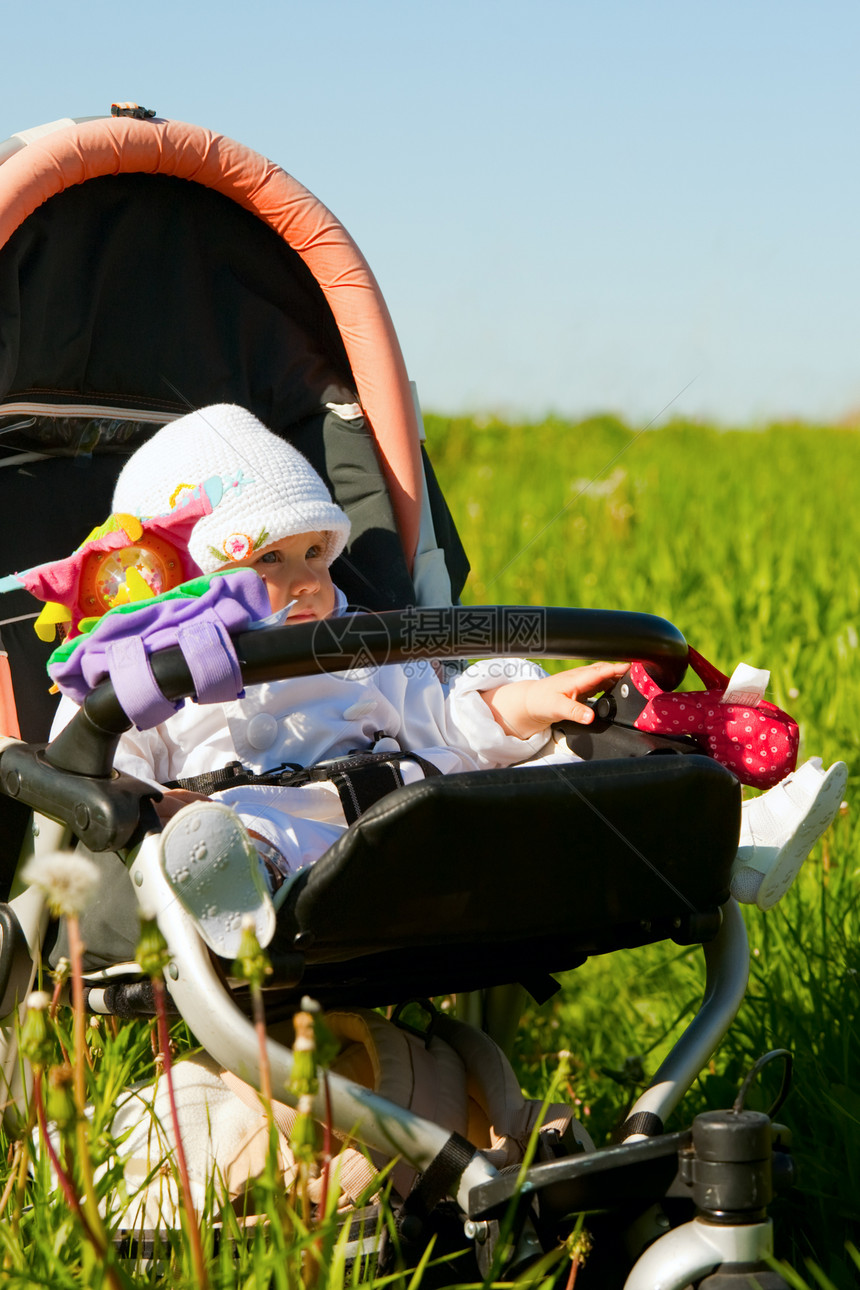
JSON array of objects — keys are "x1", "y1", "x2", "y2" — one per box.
[
  {"x1": 2, "y1": 414, "x2": 859, "y2": 1286},
  {"x1": 427, "y1": 412, "x2": 860, "y2": 1285}
]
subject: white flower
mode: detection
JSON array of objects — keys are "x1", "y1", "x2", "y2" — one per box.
[
  {"x1": 22, "y1": 851, "x2": 100, "y2": 917},
  {"x1": 26, "y1": 990, "x2": 51, "y2": 1012},
  {"x1": 569, "y1": 466, "x2": 628, "y2": 499}
]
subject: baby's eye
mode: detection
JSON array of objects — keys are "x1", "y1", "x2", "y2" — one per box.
[
  {"x1": 258, "y1": 550, "x2": 280, "y2": 565},
  {"x1": 306, "y1": 544, "x2": 323, "y2": 559}
]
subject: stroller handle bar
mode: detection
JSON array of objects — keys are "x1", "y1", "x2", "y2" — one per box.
[
  {"x1": 239, "y1": 605, "x2": 688, "y2": 686},
  {"x1": 0, "y1": 607, "x2": 687, "y2": 851},
  {"x1": 48, "y1": 604, "x2": 686, "y2": 774}
]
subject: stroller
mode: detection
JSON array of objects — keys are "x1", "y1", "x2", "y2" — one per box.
[{"x1": 0, "y1": 107, "x2": 793, "y2": 1287}]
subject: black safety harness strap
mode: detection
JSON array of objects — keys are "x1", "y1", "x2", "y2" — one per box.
[
  {"x1": 402, "y1": 1131, "x2": 478, "y2": 1218},
  {"x1": 378, "y1": 1131, "x2": 478, "y2": 1273},
  {"x1": 164, "y1": 760, "x2": 284, "y2": 796},
  {"x1": 166, "y1": 748, "x2": 441, "y2": 825}
]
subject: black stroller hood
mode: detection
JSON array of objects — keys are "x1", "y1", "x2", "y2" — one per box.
[{"x1": 0, "y1": 171, "x2": 356, "y2": 428}]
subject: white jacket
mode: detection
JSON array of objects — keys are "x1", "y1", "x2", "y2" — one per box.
[
  {"x1": 49, "y1": 596, "x2": 558, "y2": 865},
  {"x1": 89, "y1": 653, "x2": 552, "y2": 788}
]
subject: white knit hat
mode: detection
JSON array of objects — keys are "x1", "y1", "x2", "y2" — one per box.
[{"x1": 112, "y1": 405, "x2": 351, "y2": 574}]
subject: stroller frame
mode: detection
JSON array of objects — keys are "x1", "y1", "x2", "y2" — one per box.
[
  {"x1": 0, "y1": 111, "x2": 790, "y2": 1287},
  {"x1": 0, "y1": 613, "x2": 779, "y2": 1286}
]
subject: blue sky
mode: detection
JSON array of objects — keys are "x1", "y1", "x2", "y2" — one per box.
[{"x1": 4, "y1": 1, "x2": 859, "y2": 425}]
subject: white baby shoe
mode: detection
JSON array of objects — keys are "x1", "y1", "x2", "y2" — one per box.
[
  {"x1": 159, "y1": 800, "x2": 276, "y2": 958},
  {"x1": 732, "y1": 758, "x2": 848, "y2": 910}
]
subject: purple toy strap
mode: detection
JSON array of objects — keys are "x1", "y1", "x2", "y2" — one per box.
[
  {"x1": 48, "y1": 569, "x2": 270, "y2": 727},
  {"x1": 105, "y1": 636, "x2": 180, "y2": 729},
  {"x1": 177, "y1": 615, "x2": 244, "y2": 707}
]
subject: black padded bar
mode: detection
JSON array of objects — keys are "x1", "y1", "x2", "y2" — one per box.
[
  {"x1": 39, "y1": 606, "x2": 686, "y2": 779},
  {"x1": 237, "y1": 606, "x2": 688, "y2": 689}
]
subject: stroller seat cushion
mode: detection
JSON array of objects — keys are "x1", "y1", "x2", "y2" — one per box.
[{"x1": 271, "y1": 754, "x2": 740, "y2": 1000}]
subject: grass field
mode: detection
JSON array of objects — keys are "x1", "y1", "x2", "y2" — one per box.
[
  {"x1": 426, "y1": 413, "x2": 860, "y2": 1287},
  {"x1": 1, "y1": 416, "x2": 858, "y2": 1287}
]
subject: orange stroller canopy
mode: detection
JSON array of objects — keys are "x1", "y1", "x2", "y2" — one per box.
[{"x1": 0, "y1": 114, "x2": 423, "y2": 564}]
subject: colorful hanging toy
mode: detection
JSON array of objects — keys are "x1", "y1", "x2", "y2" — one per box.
[{"x1": 0, "y1": 488, "x2": 214, "y2": 642}]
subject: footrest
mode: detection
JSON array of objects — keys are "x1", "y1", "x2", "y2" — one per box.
[{"x1": 467, "y1": 1130, "x2": 691, "y2": 1221}]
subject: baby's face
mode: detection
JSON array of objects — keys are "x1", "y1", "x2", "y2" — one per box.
[{"x1": 229, "y1": 531, "x2": 336, "y2": 621}]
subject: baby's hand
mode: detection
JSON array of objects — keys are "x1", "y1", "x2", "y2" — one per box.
[
  {"x1": 482, "y1": 661, "x2": 629, "y2": 740},
  {"x1": 153, "y1": 787, "x2": 212, "y2": 824}
]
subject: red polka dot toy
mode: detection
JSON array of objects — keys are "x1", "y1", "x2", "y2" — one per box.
[{"x1": 631, "y1": 648, "x2": 799, "y2": 789}]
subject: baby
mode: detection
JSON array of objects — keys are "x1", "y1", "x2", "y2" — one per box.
[
  {"x1": 52, "y1": 404, "x2": 847, "y2": 956},
  {"x1": 100, "y1": 404, "x2": 630, "y2": 953}
]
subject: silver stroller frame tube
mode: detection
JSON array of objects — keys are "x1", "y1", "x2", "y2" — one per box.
[
  {"x1": 129, "y1": 836, "x2": 500, "y2": 1210},
  {"x1": 622, "y1": 902, "x2": 761, "y2": 1290},
  {"x1": 624, "y1": 1215, "x2": 773, "y2": 1290},
  {"x1": 623, "y1": 899, "x2": 750, "y2": 1140},
  {"x1": 131, "y1": 835, "x2": 751, "y2": 1222}
]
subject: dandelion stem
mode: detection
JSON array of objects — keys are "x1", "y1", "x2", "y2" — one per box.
[
  {"x1": 33, "y1": 1068, "x2": 98, "y2": 1245},
  {"x1": 308, "y1": 1068, "x2": 334, "y2": 1279},
  {"x1": 252, "y1": 982, "x2": 273, "y2": 1107},
  {"x1": 230, "y1": 917, "x2": 288, "y2": 1232},
  {"x1": 317, "y1": 1070, "x2": 333, "y2": 1223},
  {"x1": 65, "y1": 913, "x2": 113, "y2": 1262},
  {"x1": 1, "y1": 1132, "x2": 30, "y2": 1273},
  {"x1": 33, "y1": 1068, "x2": 126, "y2": 1290},
  {"x1": 0, "y1": 1140, "x2": 23, "y2": 1218},
  {"x1": 152, "y1": 975, "x2": 210, "y2": 1290},
  {"x1": 66, "y1": 917, "x2": 87, "y2": 1110},
  {"x1": 251, "y1": 977, "x2": 288, "y2": 1227},
  {"x1": 50, "y1": 960, "x2": 71, "y2": 1060}
]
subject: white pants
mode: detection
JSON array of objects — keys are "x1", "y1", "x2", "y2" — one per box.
[
  {"x1": 212, "y1": 747, "x2": 584, "y2": 876},
  {"x1": 212, "y1": 782, "x2": 346, "y2": 875}
]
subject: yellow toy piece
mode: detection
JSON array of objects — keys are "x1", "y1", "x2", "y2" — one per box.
[
  {"x1": 34, "y1": 601, "x2": 72, "y2": 644},
  {"x1": 108, "y1": 562, "x2": 157, "y2": 608}
]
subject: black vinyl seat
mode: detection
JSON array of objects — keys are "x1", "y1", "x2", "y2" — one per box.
[{"x1": 262, "y1": 753, "x2": 741, "y2": 1008}]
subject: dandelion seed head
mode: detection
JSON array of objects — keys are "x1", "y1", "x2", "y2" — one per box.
[{"x1": 22, "y1": 851, "x2": 100, "y2": 917}]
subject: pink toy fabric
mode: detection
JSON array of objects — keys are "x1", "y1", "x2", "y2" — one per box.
[
  {"x1": 630, "y1": 648, "x2": 799, "y2": 788},
  {"x1": 1, "y1": 491, "x2": 211, "y2": 635}
]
